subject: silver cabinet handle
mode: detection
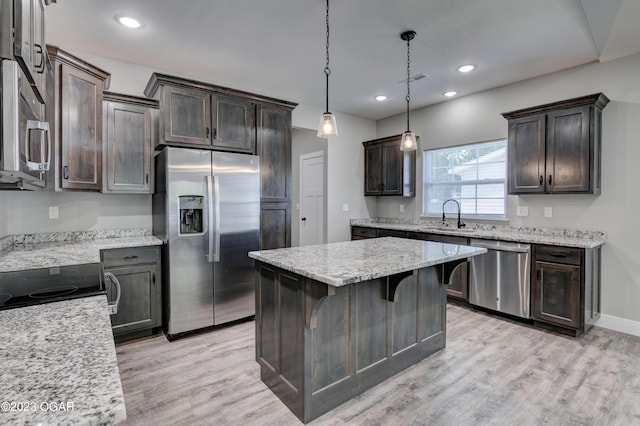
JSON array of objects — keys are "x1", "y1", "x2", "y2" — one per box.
[{"x1": 105, "y1": 272, "x2": 121, "y2": 315}]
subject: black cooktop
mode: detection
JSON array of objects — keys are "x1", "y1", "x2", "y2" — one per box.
[{"x1": 0, "y1": 263, "x2": 105, "y2": 310}]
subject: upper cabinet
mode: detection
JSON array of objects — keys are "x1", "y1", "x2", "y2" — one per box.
[
  {"x1": 145, "y1": 74, "x2": 259, "y2": 154},
  {"x1": 46, "y1": 45, "x2": 110, "y2": 191},
  {"x1": 213, "y1": 94, "x2": 255, "y2": 153},
  {"x1": 502, "y1": 93, "x2": 609, "y2": 195},
  {"x1": 363, "y1": 134, "x2": 415, "y2": 196},
  {"x1": 160, "y1": 85, "x2": 211, "y2": 147},
  {"x1": 2, "y1": 0, "x2": 48, "y2": 103},
  {"x1": 103, "y1": 92, "x2": 158, "y2": 194}
]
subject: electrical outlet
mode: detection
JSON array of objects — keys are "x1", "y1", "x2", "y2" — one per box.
[
  {"x1": 49, "y1": 206, "x2": 59, "y2": 219},
  {"x1": 544, "y1": 207, "x2": 553, "y2": 218},
  {"x1": 516, "y1": 206, "x2": 528, "y2": 217},
  {"x1": 342, "y1": 203, "x2": 349, "y2": 212},
  {"x1": 399, "y1": 204, "x2": 405, "y2": 213}
]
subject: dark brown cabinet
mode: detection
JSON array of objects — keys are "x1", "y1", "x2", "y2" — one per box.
[
  {"x1": 10, "y1": 0, "x2": 47, "y2": 103},
  {"x1": 532, "y1": 244, "x2": 601, "y2": 336},
  {"x1": 145, "y1": 74, "x2": 258, "y2": 154},
  {"x1": 103, "y1": 92, "x2": 158, "y2": 194},
  {"x1": 160, "y1": 85, "x2": 211, "y2": 147},
  {"x1": 363, "y1": 135, "x2": 415, "y2": 196},
  {"x1": 213, "y1": 94, "x2": 255, "y2": 154},
  {"x1": 46, "y1": 46, "x2": 110, "y2": 191},
  {"x1": 102, "y1": 246, "x2": 162, "y2": 342},
  {"x1": 258, "y1": 103, "x2": 293, "y2": 249},
  {"x1": 502, "y1": 93, "x2": 609, "y2": 194}
]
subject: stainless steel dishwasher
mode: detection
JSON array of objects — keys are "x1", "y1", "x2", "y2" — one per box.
[{"x1": 468, "y1": 239, "x2": 531, "y2": 319}]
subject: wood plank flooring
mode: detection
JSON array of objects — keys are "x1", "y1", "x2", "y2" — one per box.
[{"x1": 116, "y1": 304, "x2": 640, "y2": 425}]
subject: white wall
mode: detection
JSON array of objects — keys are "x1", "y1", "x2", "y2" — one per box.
[
  {"x1": 291, "y1": 128, "x2": 327, "y2": 247},
  {"x1": 376, "y1": 53, "x2": 640, "y2": 326},
  {"x1": 0, "y1": 192, "x2": 151, "y2": 235}
]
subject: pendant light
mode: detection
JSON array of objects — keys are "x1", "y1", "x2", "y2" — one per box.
[
  {"x1": 317, "y1": 0, "x2": 338, "y2": 138},
  {"x1": 400, "y1": 30, "x2": 417, "y2": 151}
]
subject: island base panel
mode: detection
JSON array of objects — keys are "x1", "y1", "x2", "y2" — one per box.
[{"x1": 255, "y1": 262, "x2": 447, "y2": 423}]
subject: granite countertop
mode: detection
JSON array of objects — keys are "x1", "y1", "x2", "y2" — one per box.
[
  {"x1": 0, "y1": 296, "x2": 126, "y2": 425},
  {"x1": 351, "y1": 218, "x2": 606, "y2": 249},
  {"x1": 0, "y1": 229, "x2": 163, "y2": 273},
  {"x1": 249, "y1": 237, "x2": 486, "y2": 287}
]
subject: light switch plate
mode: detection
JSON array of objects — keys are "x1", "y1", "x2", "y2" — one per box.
[
  {"x1": 49, "y1": 206, "x2": 59, "y2": 219},
  {"x1": 399, "y1": 204, "x2": 405, "y2": 213},
  {"x1": 342, "y1": 203, "x2": 349, "y2": 212},
  {"x1": 544, "y1": 207, "x2": 553, "y2": 218},
  {"x1": 516, "y1": 206, "x2": 528, "y2": 217}
]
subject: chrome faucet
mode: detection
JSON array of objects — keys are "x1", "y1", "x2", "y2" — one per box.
[{"x1": 442, "y1": 199, "x2": 465, "y2": 229}]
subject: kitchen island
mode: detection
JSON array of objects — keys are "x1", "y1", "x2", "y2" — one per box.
[{"x1": 248, "y1": 237, "x2": 486, "y2": 423}]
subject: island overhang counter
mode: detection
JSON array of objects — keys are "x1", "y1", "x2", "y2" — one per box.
[{"x1": 248, "y1": 237, "x2": 486, "y2": 423}]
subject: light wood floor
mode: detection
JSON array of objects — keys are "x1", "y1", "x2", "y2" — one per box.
[{"x1": 116, "y1": 304, "x2": 640, "y2": 425}]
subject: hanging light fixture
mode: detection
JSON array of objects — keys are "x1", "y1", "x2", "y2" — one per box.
[
  {"x1": 400, "y1": 30, "x2": 418, "y2": 151},
  {"x1": 317, "y1": 0, "x2": 338, "y2": 138}
]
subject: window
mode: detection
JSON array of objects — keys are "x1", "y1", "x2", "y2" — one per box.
[{"x1": 423, "y1": 139, "x2": 507, "y2": 219}]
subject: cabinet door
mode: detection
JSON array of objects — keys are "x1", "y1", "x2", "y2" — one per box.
[
  {"x1": 257, "y1": 104, "x2": 291, "y2": 202},
  {"x1": 260, "y1": 202, "x2": 290, "y2": 249},
  {"x1": 507, "y1": 114, "x2": 545, "y2": 193},
  {"x1": 546, "y1": 106, "x2": 590, "y2": 193},
  {"x1": 381, "y1": 141, "x2": 403, "y2": 195},
  {"x1": 60, "y1": 64, "x2": 102, "y2": 190},
  {"x1": 364, "y1": 143, "x2": 382, "y2": 195},
  {"x1": 106, "y1": 263, "x2": 161, "y2": 336},
  {"x1": 13, "y1": 0, "x2": 46, "y2": 102},
  {"x1": 212, "y1": 94, "x2": 255, "y2": 153},
  {"x1": 533, "y1": 261, "x2": 581, "y2": 328},
  {"x1": 104, "y1": 101, "x2": 153, "y2": 193},
  {"x1": 162, "y1": 86, "x2": 211, "y2": 146}
]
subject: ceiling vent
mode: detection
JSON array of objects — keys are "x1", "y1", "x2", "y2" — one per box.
[{"x1": 399, "y1": 73, "x2": 428, "y2": 84}]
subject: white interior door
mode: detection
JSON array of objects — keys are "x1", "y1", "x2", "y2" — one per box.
[{"x1": 299, "y1": 151, "x2": 324, "y2": 246}]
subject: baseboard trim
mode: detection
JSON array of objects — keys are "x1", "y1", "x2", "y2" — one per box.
[{"x1": 595, "y1": 314, "x2": 640, "y2": 337}]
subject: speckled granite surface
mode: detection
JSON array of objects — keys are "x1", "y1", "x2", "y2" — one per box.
[
  {"x1": 0, "y1": 229, "x2": 162, "y2": 273},
  {"x1": 0, "y1": 296, "x2": 126, "y2": 425},
  {"x1": 249, "y1": 237, "x2": 486, "y2": 287},
  {"x1": 351, "y1": 218, "x2": 606, "y2": 249}
]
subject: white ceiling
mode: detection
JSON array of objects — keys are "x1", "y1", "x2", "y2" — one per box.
[{"x1": 44, "y1": 0, "x2": 640, "y2": 121}]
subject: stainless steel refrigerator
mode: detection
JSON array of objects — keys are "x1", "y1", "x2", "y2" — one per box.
[{"x1": 153, "y1": 147, "x2": 260, "y2": 338}]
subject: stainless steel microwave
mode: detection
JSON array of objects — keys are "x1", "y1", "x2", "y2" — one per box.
[{"x1": 0, "y1": 59, "x2": 50, "y2": 189}]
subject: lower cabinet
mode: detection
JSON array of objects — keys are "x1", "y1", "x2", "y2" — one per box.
[
  {"x1": 532, "y1": 244, "x2": 600, "y2": 336},
  {"x1": 101, "y1": 246, "x2": 162, "y2": 342}
]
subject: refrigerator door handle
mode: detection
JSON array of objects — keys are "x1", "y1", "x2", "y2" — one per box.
[
  {"x1": 212, "y1": 175, "x2": 221, "y2": 262},
  {"x1": 205, "y1": 175, "x2": 221, "y2": 263},
  {"x1": 206, "y1": 175, "x2": 215, "y2": 262}
]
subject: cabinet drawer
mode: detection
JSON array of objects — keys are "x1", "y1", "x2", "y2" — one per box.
[
  {"x1": 377, "y1": 229, "x2": 408, "y2": 238},
  {"x1": 102, "y1": 246, "x2": 160, "y2": 267},
  {"x1": 351, "y1": 226, "x2": 377, "y2": 239},
  {"x1": 535, "y1": 245, "x2": 582, "y2": 266}
]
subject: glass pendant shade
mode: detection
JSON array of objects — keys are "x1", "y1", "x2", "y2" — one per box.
[
  {"x1": 400, "y1": 130, "x2": 417, "y2": 151},
  {"x1": 317, "y1": 112, "x2": 338, "y2": 138}
]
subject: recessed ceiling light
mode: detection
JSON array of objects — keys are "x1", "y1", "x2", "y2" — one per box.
[
  {"x1": 116, "y1": 15, "x2": 143, "y2": 29},
  {"x1": 374, "y1": 95, "x2": 387, "y2": 102},
  {"x1": 443, "y1": 91, "x2": 457, "y2": 97},
  {"x1": 457, "y1": 64, "x2": 475, "y2": 73}
]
